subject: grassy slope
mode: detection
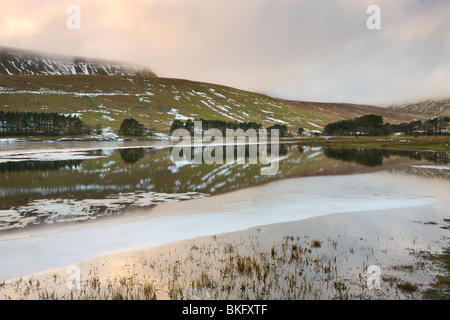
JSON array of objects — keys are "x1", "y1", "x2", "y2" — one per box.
[{"x1": 0, "y1": 75, "x2": 424, "y2": 134}]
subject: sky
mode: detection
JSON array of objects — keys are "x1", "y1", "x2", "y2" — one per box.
[{"x1": 0, "y1": 0, "x2": 449, "y2": 106}]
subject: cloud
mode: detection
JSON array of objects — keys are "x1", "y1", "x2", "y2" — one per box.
[{"x1": 0, "y1": 0, "x2": 449, "y2": 105}]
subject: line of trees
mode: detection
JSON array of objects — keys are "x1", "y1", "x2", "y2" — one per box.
[
  {"x1": 0, "y1": 111, "x2": 86, "y2": 136},
  {"x1": 4, "y1": 110, "x2": 446, "y2": 139},
  {"x1": 324, "y1": 114, "x2": 385, "y2": 136},
  {"x1": 267, "y1": 124, "x2": 289, "y2": 137},
  {"x1": 324, "y1": 114, "x2": 450, "y2": 136},
  {"x1": 389, "y1": 117, "x2": 450, "y2": 135},
  {"x1": 171, "y1": 119, "x2": 263, "y2": 134},
  {"x1": 170, "y1": 119, "x2": 290, "y2": 137}
]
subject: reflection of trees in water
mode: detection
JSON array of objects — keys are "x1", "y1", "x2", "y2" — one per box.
[
  {"x1": 119, "y1": 148, "x2": 147, "y2": 164},
  {"x1": 279, "y1": 144, "x2": 289, "y2": 155},
  {"x1": 419, "y1": 151, "x2": 448, "y2": 164},
  {"x1": 382, "y1": 149, "x2": 448, "y2": 164},
  {"x1": 324, "y1": 148, "x2": 449, "y2": 167},
  {"x1": 0, "y1": 160, "x2": 83, "y2": 173},
  {"x1": 259, "y1": 143, "x2": 289, "y2": 155},
  {"x1": 386, "y1": 150, "x2": 422, "y2": 161},
  {"x1": 324, "y1": 148, "x2": 384, "y2": 167}
]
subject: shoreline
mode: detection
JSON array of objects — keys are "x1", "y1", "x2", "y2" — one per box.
[
  {"x1": 1, "y1": 201, "x2": 448, "y2": 300},
  {"x1": 1, "y1": 135, "x2": 449, "y2": 151},
  {"x1": 0, "y1": 170, "x2": 449, "y2": 299}
]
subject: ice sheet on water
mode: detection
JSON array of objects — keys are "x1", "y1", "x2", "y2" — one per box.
[
  {"x1": 0, "y1": 138, "x2": 27, "y2": 143},
  {"x1": 411, "y1": 165, "x2": 450, "y2": 170}
]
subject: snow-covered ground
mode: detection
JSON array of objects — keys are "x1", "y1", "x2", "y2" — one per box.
[
  {"x1": 168, "y1": 108, "x2": 193, "y2": 121},
  {"x1": 151, "y1": 132, "x2": 170, "y2": 141},
  {"x1": 88, "y1": 127, "x2": 120, "y2": 141}
]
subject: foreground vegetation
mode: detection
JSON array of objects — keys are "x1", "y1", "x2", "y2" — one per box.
[
  {"x1": 422, "y1": 247, "x2": 450, "y2": 300},
  {"x1": 0, "y1": 235, "x2": 388, "y2": 300},
  {"x1": 2, "y1": 227, "x2": 447, "y2": 300}
]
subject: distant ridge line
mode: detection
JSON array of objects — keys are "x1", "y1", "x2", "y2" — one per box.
[{"x1": 0, "y1": 46, "x2": 156, "y2": 77}]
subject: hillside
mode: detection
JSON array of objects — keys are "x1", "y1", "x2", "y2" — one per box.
[
  {"x1": 285, "y1": 100, "x2": 422, "y2": 125},
  {"x1": 0, "y1": 47, "x2": 156, "y2": 77},
  {"x1": 388, "y1": 98, "x2": 450, "y2": 118},
  {"x1": 0, "y1": 47, "x2": 428, "y2": 135},
  {"x1": 0, "y1": 75, "x2": 424, "y2": 135}
]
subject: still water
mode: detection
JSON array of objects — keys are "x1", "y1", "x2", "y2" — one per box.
[{"x1": 0, "y1": 141, "x2": 448, "y2": 232}]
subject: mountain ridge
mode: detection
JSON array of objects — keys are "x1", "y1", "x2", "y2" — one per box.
[
  {"x1": 388, "y1": 98, "x2": 450, "y2": 118},
  {"x1": 0, "y1": 46, "x2": 156, "y2": 77}
]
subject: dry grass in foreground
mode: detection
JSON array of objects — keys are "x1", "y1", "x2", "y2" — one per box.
[{"x1": 2, "y1": 228, "x2": 446, "y2": 300}]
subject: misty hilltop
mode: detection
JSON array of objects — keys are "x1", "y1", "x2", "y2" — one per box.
[{"x1": 0, "y1": 47, "x2": 156, "y2": 77}]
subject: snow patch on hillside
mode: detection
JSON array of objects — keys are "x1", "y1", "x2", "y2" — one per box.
[
  {"x1": 168, "y1": 108, "x2": 193, "y2": 121},
  {"x1": 89, "y1": 127, "x2": 120, "y2": 141}
]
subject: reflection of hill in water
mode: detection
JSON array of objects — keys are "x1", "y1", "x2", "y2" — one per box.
[{"x1": 324, "y1": 149, "x2": 384, "y2": 167}]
